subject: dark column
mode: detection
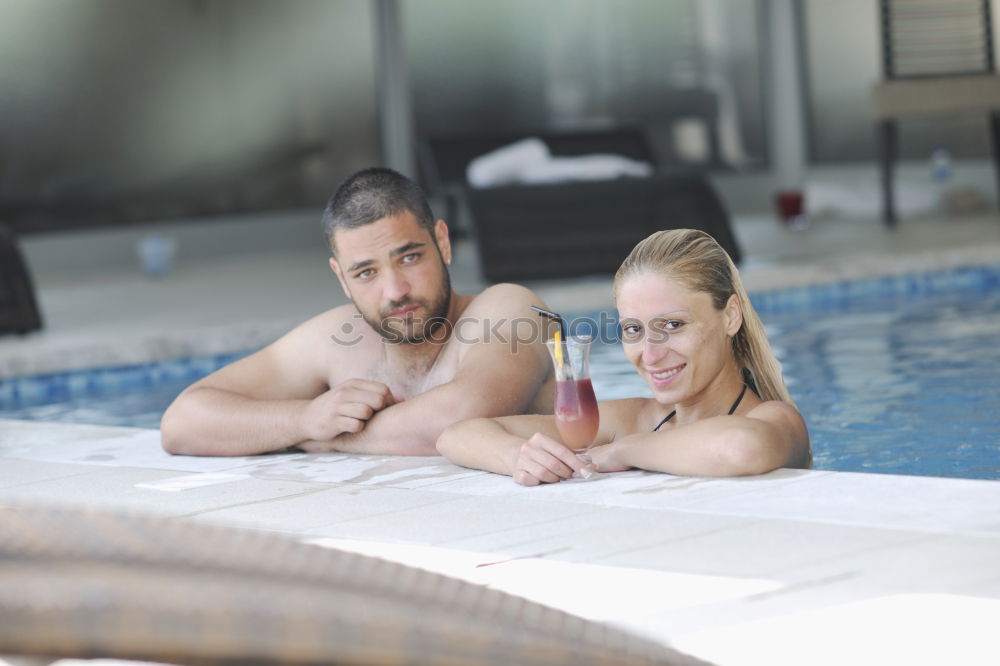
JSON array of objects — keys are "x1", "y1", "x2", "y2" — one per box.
[
  {"x1": 374, "y1": 0, "x2": 416, "y2": 178},
  {"x1": 0, "y1": 224, "x2": 43, "y2": 335},
  {"x1": 878, "y1": 119, "x2": 898, "y2": 228},
  {"x1": 990, "y1": 111, "x2": 1000, "y2": 216}
]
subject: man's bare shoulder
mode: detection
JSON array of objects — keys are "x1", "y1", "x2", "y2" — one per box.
[
  {"x1": 461, "y1": 283, "x2": 546, "y2": 319},
  {"x1": 290, "y1": 304, "x2": 359, "y2": 333},
  {"x1": 262, "y1": 305, "x2": 379, "y2": 386},
  {"x1": 277, "y1": 305, "x2": 373, "y2": 350}
]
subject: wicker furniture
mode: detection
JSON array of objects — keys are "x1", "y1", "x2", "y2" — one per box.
[{"x1": 0, "y1": 504, "x2": 705, "y2": 666}]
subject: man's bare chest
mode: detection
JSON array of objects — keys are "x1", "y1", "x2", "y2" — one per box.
[{"x1": 326, "y1": 340, "x2": 462, "y2": 400}]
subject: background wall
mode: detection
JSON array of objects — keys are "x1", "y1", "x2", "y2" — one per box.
[
  {"x1": 404, "y1": 0, "x2": 767, "y2": 167},
  {"x1": 0, "y1": 0, "x2": 378, "y2": 234},
  {"x1": 3, "y1": 0, "x2": 996, "y2": 276},
  {"x1": 802, "y1": 0, "x2": 999, "y2": 162}
]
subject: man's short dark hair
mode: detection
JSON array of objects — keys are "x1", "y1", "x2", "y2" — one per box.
[{"x1": 322, "y1": 167, "x2": 435, "y2": 253}]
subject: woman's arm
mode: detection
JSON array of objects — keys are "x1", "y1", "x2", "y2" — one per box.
[
  {"x1": 437, "y1": 414, "x2": 590, "y2": 485},
  {"x1": 436, "y1": 414, "x2": 552, "y2": 475},
  {"x1": 437, "y1": 399, "x2": 646, "y2": 485},
  {"x1": 588, "y1": 401, "x2": 810, "y2": 477}
]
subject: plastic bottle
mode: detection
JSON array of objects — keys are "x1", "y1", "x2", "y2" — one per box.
[
  {"x1": 930, "y1": 148, "x2": 953, "y2": 183},
  {"x1": 929, "y1": 148, "x2": 953, "y2": 213},
  {"x1": 137, "y1": 234, "x2": 178, "y2": 278}
]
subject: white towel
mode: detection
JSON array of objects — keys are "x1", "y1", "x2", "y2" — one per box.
[
  {"x1": 518, "y1": 154, "x2": 653, "y2": 185},
  {"x1": 467, "y1": 138, "x2": 654, "y2": 188},
  {"x1": 466, "y1": 138, "x2": 550, "y2": 188}
]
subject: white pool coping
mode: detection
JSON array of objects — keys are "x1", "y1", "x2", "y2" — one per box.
[{"x1": 2, "y1": 417, "x2": 999, "y2": 666}]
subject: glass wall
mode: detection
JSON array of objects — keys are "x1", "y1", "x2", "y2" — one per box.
[
  {"x1": 403, "y1": 0, "x2": 768, "y2": 168},
  {"x1": 802, "y1": 0, "x2": 997, "y2": 162},
  {"x1": 0, "y1": 0, "x2": 378, "y2": 233}
]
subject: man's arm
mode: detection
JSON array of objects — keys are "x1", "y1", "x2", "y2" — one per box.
[
  {"x1": 160, "y1": 310, "x2": 392, "y2": 457},
  {"x1": 297, "y1": 285, "x2": 552, "y2": 456}
]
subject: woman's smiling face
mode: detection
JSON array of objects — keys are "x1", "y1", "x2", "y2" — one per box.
[{"x1": 617, "y1": 271, "x2": 741, "y2": 404}]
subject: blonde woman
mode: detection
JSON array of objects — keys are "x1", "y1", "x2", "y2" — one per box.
[{"x1": 437, "y1": 229, "x2": 811, "y2": 485}]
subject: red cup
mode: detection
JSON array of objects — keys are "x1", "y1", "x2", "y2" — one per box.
[{"x1": 775, "y1": 190, "x2": 806, "y2": 228}]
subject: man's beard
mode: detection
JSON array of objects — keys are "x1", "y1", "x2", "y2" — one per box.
[{"x1": 362, "y1": 267, "x2": 452, "y2": 344}]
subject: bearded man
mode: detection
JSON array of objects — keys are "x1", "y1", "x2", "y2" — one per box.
[{"x1": 161, "y1": 167, "x2": 554, "y2": 456}]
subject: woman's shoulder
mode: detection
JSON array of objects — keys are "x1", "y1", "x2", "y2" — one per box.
[
  {"x1": 598, "y1": 397, "x2": 661, "y2": 435},
  {"x1": 746, "y1": 399, "x2": 811, "y2": 464},
  {"x1": 746, "y1": 399, "x2": 805, "y2": 426},
  {"x1": 599, "y1": 396, "x2": 654, "y2": 414}
]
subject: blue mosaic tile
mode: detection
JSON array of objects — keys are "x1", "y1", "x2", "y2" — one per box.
[
  {"x1": 0, "y1": 350, "x2": 252, "y2": 410},
  {"x1": 749, "y1": 264, "x2": 1000, "y2": 316}
]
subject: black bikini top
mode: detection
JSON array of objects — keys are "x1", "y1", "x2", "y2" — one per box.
[{"x1": 653, "y1": 382, "x2": 751, "y2": 432}]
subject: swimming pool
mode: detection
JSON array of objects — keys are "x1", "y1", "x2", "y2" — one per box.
[{"x1": 2, "y1": 265, "x2": 999, "y2": 480}]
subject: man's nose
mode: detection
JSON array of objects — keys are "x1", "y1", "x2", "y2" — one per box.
[{"x1": 383, "y1": 268, "x2": 411, "y2": 302}]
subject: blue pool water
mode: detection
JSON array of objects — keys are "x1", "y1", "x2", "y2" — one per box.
[
  {"x1": 0, "y1": 351, "x2": 251, "y2": 431},
  {"x1": 2, "y1": 265, "x2": 999, "y2": 480}
]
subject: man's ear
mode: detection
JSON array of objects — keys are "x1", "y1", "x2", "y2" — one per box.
[
  {"x1": 434, "y1": 219, "x2": 452, "y2": 265},
  {"x1": 725, "y1": 293, "x2": 743, "y2": 337},
  {"x1": 329, "y1": 256, "x2": 352, "y2": 301}
]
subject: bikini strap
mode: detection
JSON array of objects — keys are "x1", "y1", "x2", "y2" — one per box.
[
  {"x1": 727, "y1": 383, "x2": 748, "y2": 415},
  {"x1": 742, "y1": 367, "x2": 761, "y2": 398},
  {"x1": 652, "y1": 410, "x2": 675, "y2": 432},
  {"x1": 653, "y1": 383, "x2": 749, "y2": 432}
]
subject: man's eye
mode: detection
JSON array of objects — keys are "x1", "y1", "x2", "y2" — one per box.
[
  {"x1": 355, "y1": 269, "x2": 374, "y2": 280},
  {"x1": 402, "y1": 253, "x2": 420, "y2": 263}
]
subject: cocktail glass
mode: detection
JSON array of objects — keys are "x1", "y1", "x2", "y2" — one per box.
[{"x1": 545, "y1": 334, "x2": 599, "y2": 478}]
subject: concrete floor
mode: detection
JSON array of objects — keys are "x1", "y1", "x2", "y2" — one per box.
[{"x1": 2, "y1": 208, "x2": 1000, "y2": 665}]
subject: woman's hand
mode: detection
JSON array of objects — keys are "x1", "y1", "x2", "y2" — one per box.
[
  {"x1": 587, "y1": 440, "x2": 632, "y2": 473},
  {"x1": 511, "y1": 432, "x2": 593, "y2": 486}
]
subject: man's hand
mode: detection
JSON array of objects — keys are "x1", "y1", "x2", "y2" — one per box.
[
  {"x1": 511, "y1": 432, "x2": 593, "y2": 486},
  {"x1": 299, "y1": 379, "x2": 395, "y2": 448}
]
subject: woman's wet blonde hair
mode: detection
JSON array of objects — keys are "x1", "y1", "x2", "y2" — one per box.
[{"x1": 613, "y1": 229, "x2": 794, "y2": 405}]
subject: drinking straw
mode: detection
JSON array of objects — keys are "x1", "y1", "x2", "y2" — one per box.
[
  {"x1": 529, "y1": 305, "x2": 567, "y2": 340},
  {"x1": 530, "y1": 305, "x2": 568, "y2": 371}
]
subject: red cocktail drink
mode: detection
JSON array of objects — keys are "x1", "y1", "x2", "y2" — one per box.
[
  {"x1": 555, "y1": 378, "x2": 599, "y2": 449},
  {"x1": 541, "y1": 330, "x2": 600, "y2": 479}
]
